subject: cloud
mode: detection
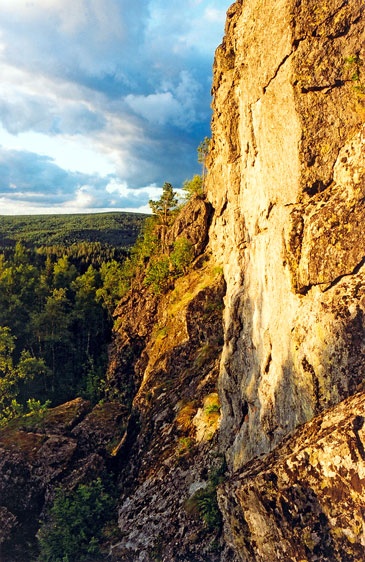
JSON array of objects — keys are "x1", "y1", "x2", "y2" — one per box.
[
  {"x1": 125, "y1": 71, "x2": 202, "y2": 128},
  {"x1": 0, "y1": 92, "x2": 106, "y2": 136},
  {"x1": 0, "y1": 0, "x2": 229, "y2": 214},
  {"x1": 0, "y1": 147, "x2": 164, "y2": 214}
]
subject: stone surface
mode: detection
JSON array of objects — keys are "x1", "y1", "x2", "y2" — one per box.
[
  {"x1": 98, "y1": 197, "x2": 229, "y2": 561},
  {"x1": 109, "y1": 260, "x2": 227, "y2": 561},
  {"x1": 205, "y1": 0, "x2": 365, "y2": 558},
  {"x1": 207, "y1": 0, "x2": 365, "y2": 471},
  {"x1": 218, "y1": 391, "x2": 365, "y2": 561},
  {"x1": 166, "y1": 195, "x2": 213, "y2": 258},
  {"x1": 1, "y1": 1, "x2": 365, "y2": 560},
  {"x1": 0, "y1": 398, "x2": 126, "y2": 561}
]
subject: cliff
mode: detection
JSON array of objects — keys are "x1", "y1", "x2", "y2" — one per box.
[
  {"x1": 208, "y1": 0, "x2": 364, "y2": 469},
  {"x1": 207, "y1": 0, "x2": 365, "y2": 559},
  {"x1": 0, "y1": 1, "x2": 364, "y2": 561}
]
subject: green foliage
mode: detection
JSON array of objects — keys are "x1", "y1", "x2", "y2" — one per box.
[
  {"x1": 177, "y1": 436, "x2": 194, "y2": 456},
  {"x1": 96, "y1": 260, "x2": 130, "y2": 315},
  {"x1": 149, "y1": 183, "x2": 179, "y2": 254},
  {"x1": 53, "y1": 256, "x2": 78, "y2": 288},
  {"x1": 204, "y1": 403, "x2": 220, "y2": 414},
  {"x1": 185, "y1": 458, "x2": 226, "y2": 532},
  {"x1": 182, "y1": 174, "x2": 203, "y2": 200},
  {"x1": 0, "y1": 212, "x2": 146, "y2": 250},
  {"x1": 0, "y1": 399, "x2": 24, "y2": 425},
  {"x1": 197, "y1": 137, "x2": 210, "y2": 166},
  {"x1": 0, "y1": 327, "x2": 23, "y2": 422},
  {"x1": 0, "y1": 213, "x2": 153, "y2": 416},
  {"x1": 344, "y1": 54, "x2": 365, "y2": 96},
  {"x1": 26, "y1": 397, "x2": 51, "y2": 414},
  {"x1": 131, "y1": 216, "x2": 159, "y2": 264},
  {"x1": 81, "y1": 356, "x2": 106, "y2": 403},
  {"x1": 144, "y1": 256, "x2": 170, "y2": 294},
  {"x1": 0, "y1": 325, "x2": 15, "y2": 376},
  {"x1": 0, "y1": 237, "x2": 133, "y2": 412},
  {"x1": 0, "y1": 330, "x2": 50, "y2": 426},
  {"x1": 170, "y1": 237, "x2": 194, "y2": 275},
  {"x1": 195, "y1": 490, "x2": 221, "y2": 530},
  {"x1": 197, "y1": 137, "x2": 210, "y2": 184},
  {"x1": 344, "y1": 55, "x2": 359, "y2": 65},
  {"x1": 149, "y1": 182, "x2": 179, "y2": 226},
  {"x1": 118, "y1": 179, "x2": 198, "y2": 296},
  {"x1": 37, "y1": 477, "x2": 117, "y2": 562}
]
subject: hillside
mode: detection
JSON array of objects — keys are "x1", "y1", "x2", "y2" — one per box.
[
  {"x1": 0, "y1": 1, "x2": 364, "y2": 561},
  {"x1": 0, "y1": 212, "x2": 147, "y2": 249}
]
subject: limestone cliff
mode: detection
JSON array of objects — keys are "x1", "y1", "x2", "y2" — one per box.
[
  {"x1": 206, "y1": 0, "x2": 365, "y2": 559},
  {"x1": 0, "y1": 1, "x2": 364, "y2": 561},
  {"x1": 208, "y1": 0, "x2": 364, "y2": 468},
  {"x1": 218, "y1": 391, "x2": 365, "y2": 561},
  {"x1": 107, "y1": 197, "x2": 229, "y2": 561}
]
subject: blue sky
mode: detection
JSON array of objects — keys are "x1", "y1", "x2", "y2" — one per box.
[{"x1": 0, "y1": 0, "x2": 229, "y2": 214}]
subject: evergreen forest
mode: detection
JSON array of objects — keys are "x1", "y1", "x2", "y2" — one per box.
[
  {"x1": 0, "y1": 170, "x2": 204, "y2": 427},
  {"x1": 0, "y1": 212, "x2": 147, "y2": 425}
]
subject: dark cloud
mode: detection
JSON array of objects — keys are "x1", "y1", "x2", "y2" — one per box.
[
  {"x1": 0, "y1": 147, "x2": 158, "y2": 212},
  {"x1": 0, "y1": 148, "x2": 94, "y2": 199},
  {"x1": 0, "y1": 0, "x2": 228, "y2": 213}
]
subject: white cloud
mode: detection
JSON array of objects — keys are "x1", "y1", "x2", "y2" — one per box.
[
  {"x1": 62, "y1": 185, "x2": 97, "y2": 210},
  {"x1": 0, "y1": 127, "x2": 115, "y2": 176},
  {"x1": 0, "y1": 0, "x2": 229, "y2": 214},
  {"x1": 205, "y1": 7, "x2": 226, "y2": 23},
  {"x1": 105, "y1": 178, "x2": 129, "y2": 196},
  {"x1": 125, "y1": 92, "x2": 181, "y2": 126},
  {"x1": 125, "y1": 70, "x2": 201, "y2": 128}
]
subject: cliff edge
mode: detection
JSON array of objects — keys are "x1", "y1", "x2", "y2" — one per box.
[{"x1": 207, "y1": 0, "x2": 365, "y2": 559}]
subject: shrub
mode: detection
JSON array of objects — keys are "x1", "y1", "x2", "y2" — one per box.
[
  {"x1": 182, "y1": 175, "x2": 203, "y2": 200},
  {"x1": 37, "y1": 477, "x2": 117, "y2": 561},
  {"x1": 170, "y1": 237, "x2": 194, "y2": 275},
  {"x1": 144, "y1": 256, "x2": 170, "y2": 294},
  {"x1": 185, "y1": 458, "x2": 226, "y2": 532}
]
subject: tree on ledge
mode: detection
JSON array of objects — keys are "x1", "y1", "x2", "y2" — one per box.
[
  {"x1": 149, "y1": 182, "x2": 178, "y2": 227},
  {"x1": 149, "y1": 182, "x2": 179, "y2": 253}
]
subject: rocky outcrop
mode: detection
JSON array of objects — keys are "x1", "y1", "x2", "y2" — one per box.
[
  {"x1": 167, "y1": 195, "x2": 213, "y2": 256},
  {"x1": 218, "y1": 391, "x2": 365, "y2": 561},
  {"x1": 0, "y1": 398, "x2": 127, "y2": 561},
  {"x1": 1, "y1": 2, "x2": 364, "y2": 560},
  {"x1": 107, "y1": 199, "x2": 228, "y2": 561},
  {"x1": 0, "y1": 188, "x2": 223, "y2": 562},
  {"x1": 109, "y1": 266, "x2": 226, "y2": 561},
  {"x1": 205, "y1": 0, "x2": 365, "y2": 558},
  {"x1": 207, "y1": 0, "x2": 365, "y2": 469}
]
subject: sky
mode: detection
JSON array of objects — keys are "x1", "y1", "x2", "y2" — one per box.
[{"x1": 0, "y1": 0, "x2": 229, "y2": 215}]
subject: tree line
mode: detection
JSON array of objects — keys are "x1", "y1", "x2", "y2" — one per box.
[
  {"x1": 0, "y1": 241, "x2": 132, "y2": 424},
  {"x1": 0, "y1": 137, "x2": 210, "y2": 425}
]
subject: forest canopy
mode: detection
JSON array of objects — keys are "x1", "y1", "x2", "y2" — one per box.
[{"x1": 0, "y1": 212, "x2": 148, "y2": 424}]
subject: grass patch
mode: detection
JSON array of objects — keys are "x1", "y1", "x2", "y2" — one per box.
[
  {"x1": 175, "y1": 401, "x2": 197, "y2": 433},
  {"x1": 184, "y1": 457, "x2": 226, "y2": 531},
  {"x1": 177, "y1": 436, "x2": 194, "y2": 456}
]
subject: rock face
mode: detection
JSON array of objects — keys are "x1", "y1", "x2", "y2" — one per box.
[
  {"x1": 0, "y1": 398, "x2": 127, "y2": 561},
  {"x1": 1, "y1": 2, "x2": 365, "y2": 560},
  {"x1": 207, "y1": 0, "x2": 365, "y2": 469},
  {"x1": 218, "y1": 392, "x2": 365, "y2": 561},
  {"x1": 107, "y1": 199, "x2": 229, "y2": 561},
  {"x1": 205, "y1": 0, "x2": 365, "y2": 558}
]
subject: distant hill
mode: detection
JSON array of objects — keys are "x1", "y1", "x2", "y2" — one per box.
[{"x1": 0, "y1": 212, "x2": 148, "y2": 249}]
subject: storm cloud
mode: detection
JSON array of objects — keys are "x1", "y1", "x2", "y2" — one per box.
[{"x1": 0, "y1": 0, "x2": 228, "y2": 214}]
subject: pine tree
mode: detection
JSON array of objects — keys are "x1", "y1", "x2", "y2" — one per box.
[
  {"x1": 149, "y1": 182, "x2": 179, "y2": 253},
  {"x1": 149, "y1": 182, "x2": 178, "y2": 227},
  {"x1": 197, "y1": 137, "x2": 210, "y2": 190}
]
